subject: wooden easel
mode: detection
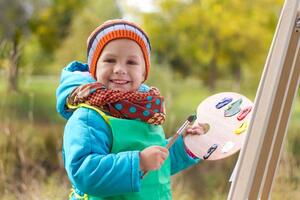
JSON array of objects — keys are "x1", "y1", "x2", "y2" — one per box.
[{"x1": 228, "y1": 0, "x2": 300, "y2": 199}]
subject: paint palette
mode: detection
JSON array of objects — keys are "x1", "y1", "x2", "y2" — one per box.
[{"x1": 184, "y1": 92, "x2": 253, "y2": 160}]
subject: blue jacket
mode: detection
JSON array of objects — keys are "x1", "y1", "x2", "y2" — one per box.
[{"x1": 56, "y1": 61, "x2": 200, "y2": 197}]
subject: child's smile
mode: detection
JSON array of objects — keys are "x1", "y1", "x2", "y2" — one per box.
[
  {"x1": 109, "y1": 79, "x2": 131, "y2": 88},
  {"x1": 96, "y1": 39, "x2": 146, "y2": 92}
]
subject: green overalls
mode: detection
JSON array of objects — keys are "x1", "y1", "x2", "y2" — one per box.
[{"x1": 71, "y1": 104, "x2": 172, "y2": 200}]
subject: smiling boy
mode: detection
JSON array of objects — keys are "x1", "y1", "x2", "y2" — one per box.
[{"x1": 56, "y1": 19, "x2": 201, "y2": 200}]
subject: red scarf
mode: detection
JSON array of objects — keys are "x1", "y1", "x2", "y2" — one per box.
[{"x1": 67, "y1": 82, "x2": 166, "y2": 125}]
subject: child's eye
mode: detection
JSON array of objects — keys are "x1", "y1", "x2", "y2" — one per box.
[
  {"x1": 127, "y1": 60, "x2": 138, "y2": 65},
  {"x1": 104, "y1": 58, "x2": 116, "y2": 63}
]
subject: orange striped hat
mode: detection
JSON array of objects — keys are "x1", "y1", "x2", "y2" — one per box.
[{"x1": 87, "y1": 19, "x2": 151, "y2": 81}]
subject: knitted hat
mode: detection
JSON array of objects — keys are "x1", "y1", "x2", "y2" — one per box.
[{"x1": 87, "y1": 19, "x2": 151, "y2": 81}]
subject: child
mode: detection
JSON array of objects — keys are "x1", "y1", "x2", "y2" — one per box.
[{"x1": 56, "y1": 19, "x2": 202, "y2": 200}]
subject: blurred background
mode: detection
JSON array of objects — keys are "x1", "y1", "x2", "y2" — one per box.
[{"x1": 0, "y1": 0, "x2": 299, "y2": 199}]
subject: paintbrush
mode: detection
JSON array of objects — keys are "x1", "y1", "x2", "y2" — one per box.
[
  {"x1": 166, "y1": 114, "x2": 197, "y2": 149},
  {"x1": 141, "y1": 114, "x2": 197, "y2": 179}
]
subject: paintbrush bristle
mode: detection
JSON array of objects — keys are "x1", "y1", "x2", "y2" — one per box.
[{"x1": 187, "y1": 114, "x2": 197, "y2": 122}]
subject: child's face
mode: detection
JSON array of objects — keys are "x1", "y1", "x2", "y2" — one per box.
[{"x1": 96, "y1": 39, "x2": 146, "y2": 91}]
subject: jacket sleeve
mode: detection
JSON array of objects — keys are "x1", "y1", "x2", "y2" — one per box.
[
  {"x1": 168, "y1": 135, "x2": 201, "y2": 175},
  {"x1": 56, "y1": 61, "x2": 96, "y2": 120},
  {"x1": 64, "y1": 107, "x2": 141, "y2": 197}
]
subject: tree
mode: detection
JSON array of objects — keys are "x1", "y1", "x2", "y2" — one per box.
[
  {"x1": 30, "y1": 0, "x2": 85, "y2": 54},
  {"x1": 0, "y1": 0, "x2": 84, "y2": 92},
  {"x1": 142, "y1": 0, "x2": 283, "y2": 90},
  {"x1": 0, "y1": 0, "x2": 32, "y2": 92},
  {"x1": 52, "y1": 0, "x2": 122, "y2": 72}
]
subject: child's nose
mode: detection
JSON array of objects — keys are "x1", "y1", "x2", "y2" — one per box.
[{"x1": 113, "y1": 63, "x2": 126, "y2": 74}]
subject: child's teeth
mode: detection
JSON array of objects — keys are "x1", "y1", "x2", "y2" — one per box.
[{"x1": 113, "y1": 80, "x2": 127, "y2": 84}]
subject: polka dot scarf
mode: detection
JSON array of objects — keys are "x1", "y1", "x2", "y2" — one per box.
[{"x1": 68, "y1": 82, "x2": 166, "y2": 125}]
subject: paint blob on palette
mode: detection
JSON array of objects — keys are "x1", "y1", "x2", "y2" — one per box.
[{"x1": 184, "y1": 92, "x2": 254, "y2": 161}]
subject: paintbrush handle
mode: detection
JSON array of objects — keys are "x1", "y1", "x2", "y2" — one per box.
[
  {"x1": 141, "y1": 170, "x2": 149, "y2": 179},
  {"x1": 166, "y1": 120, "x2": 190, "y2": 149},
  {"x1": 166, "y1": 133, "x2": 180, "y2": 149}
]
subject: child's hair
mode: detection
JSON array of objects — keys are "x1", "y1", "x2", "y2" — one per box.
[{"x1": 87, "y1": 19, "x2": 152, "y2": 80}]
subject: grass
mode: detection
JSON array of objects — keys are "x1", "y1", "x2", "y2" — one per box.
[
  {"x1": 0, "y1": 76, "x2": 63, "y2": 124},
  {"x1": 0, "y1": 75, "x2": 70, "y2": 198}
]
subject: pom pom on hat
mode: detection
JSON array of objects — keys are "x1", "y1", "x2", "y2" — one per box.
[{"x1": 87, "y1": 19, "x2": 151, "y2": 81}]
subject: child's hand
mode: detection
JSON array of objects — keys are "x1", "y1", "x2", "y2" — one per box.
[
  {"x1": 185, "y1": 122, "x2": 210, "y2": 135},
  {"x1": 139, "y1": 146, "x2": 169, "y2": 172}
]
